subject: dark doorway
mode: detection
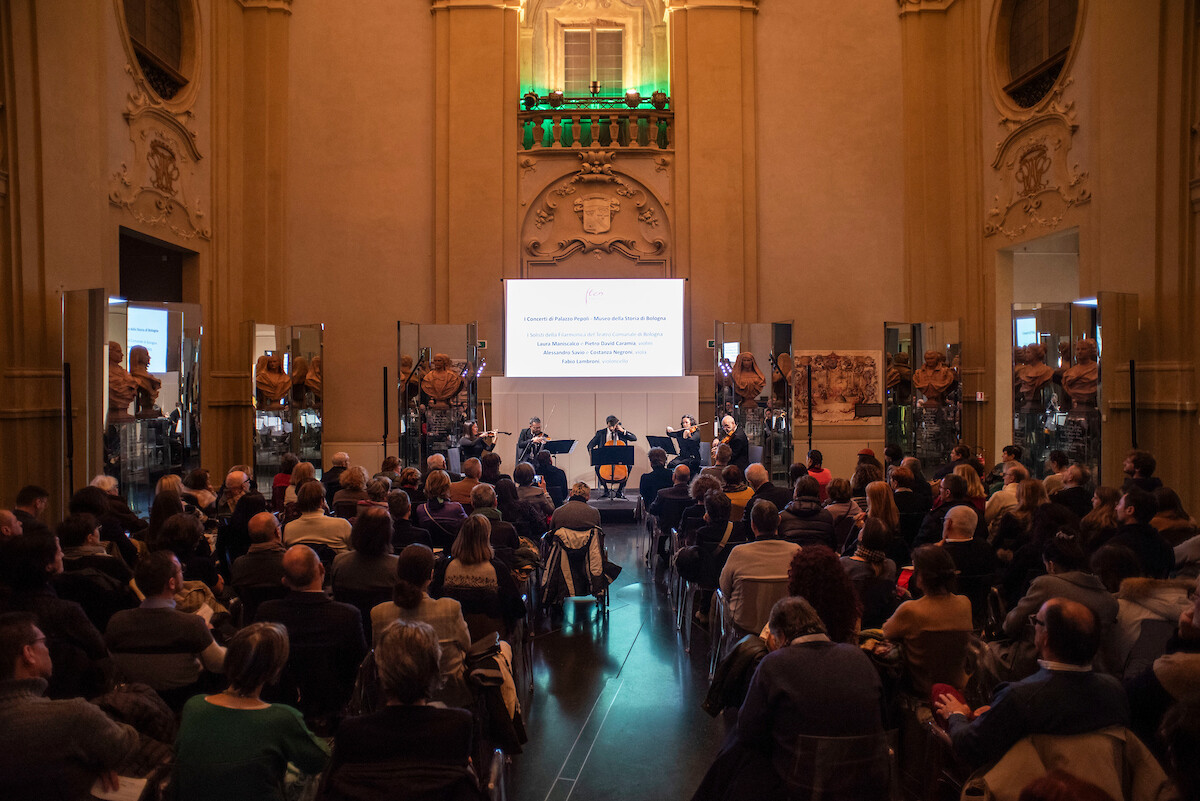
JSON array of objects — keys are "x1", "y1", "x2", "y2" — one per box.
[{"x1": 119, "y1": 228, "x2": 186, "y2": 302}]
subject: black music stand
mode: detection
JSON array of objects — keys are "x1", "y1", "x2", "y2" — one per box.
[
  {"x1": 543, "y1": 439, "x2": 576, "y2": 457},
  {"x1": 646, "y1": 435, "x2": 677, "y2": 455},
  {"x1": 591, "y1": 445, "x2": 634, "y2": 496}
]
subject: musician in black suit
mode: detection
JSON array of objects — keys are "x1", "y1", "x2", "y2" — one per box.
[
  {"x1": 718, "y1": 415, "x2": 750, "y2": 472},
  {"x1": 586, "y1": 415, "x2": 637, "y2": 499},
  {"x1": 666, "y1": 414, "x2": 703, "y2": 475},
  {"x1": 515, "y1": 416, "x2": 549, "y2": 465}
]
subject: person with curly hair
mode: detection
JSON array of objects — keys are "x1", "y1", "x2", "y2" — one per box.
[{"x1": 786, "y1": 545, "x2": 861, "y2": 643}]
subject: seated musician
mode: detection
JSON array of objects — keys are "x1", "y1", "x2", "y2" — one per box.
[
  {"x1": 456, "y1": 421, "x2": 496, "y2": 462},
  {"x1": 587, "y1": 416, "x2": 637, "y2": 499},
  {"x1": 665, "y1": 414, "x2": 702, "y2": 475},
  {"x1": 515, "y1": 416, "x2": 548, "y2": 465}
]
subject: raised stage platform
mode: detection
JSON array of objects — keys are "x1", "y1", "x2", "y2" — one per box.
[{"x1": 585, "y1": 488, "x2": 640, "y2": 525}]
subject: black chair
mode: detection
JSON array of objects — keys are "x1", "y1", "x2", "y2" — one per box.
[
  {"x1": 332, "y1": 586, "x2": 393, "y2": 641},
  {"x1": 234, "y1": 584, "x2": 289, "y2": 625}
]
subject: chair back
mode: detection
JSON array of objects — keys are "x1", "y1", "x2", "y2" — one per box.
[
  {"x1": 271, "y1": 485, "x2": 288, "y2": 513},
  {"x1": 334, "y1": 500, "x2": 359, "y2": 520},
  {"x1": 730, "y1": 575, "x2": 790, "y2": 635},
  {"x1": 234, "y1": 584, "x2": 289, "y2": 625},
  {"x1": 902, "y1": 628, "x2": 972, "y2": 697},
  {"x1": 785, "y1": 732, "x2": 894, "y2": 801},
  {"x1": 333, "y1": 586, "x2": 394, "y2": 641}
]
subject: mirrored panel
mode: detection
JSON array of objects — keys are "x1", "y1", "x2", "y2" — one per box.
[
  {"x1": 397, "y1": 322, "x2": 480, "y2": 472},
  {"x1": 104, "y1": 298, "x2": 202, "y2": 515},
  {"x1": 714, "y1": 321, "x2": 793, "y2": 483},
  {"x1": 883, "y1": 321, "x2": 962, "y2": 475},
  {"x1": 251, "y1": 323, "x2": 324, "y2": 489}
]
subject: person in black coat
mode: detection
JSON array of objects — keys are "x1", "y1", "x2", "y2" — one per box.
[
  {"x1": 717, "y1": 415, "x2": 750, "y2": 472},
  {"x1": 1050, "y1": 465, "x2": 1095, "y2": 520},
  {"x1": 385, "y1": 490, "x2": 431, "y2": 550},
  {"x1": 638, "y1": 448, "x2": 674, "y2": 508},
  {"x1": 1110, "y1": 486, "x2": 1173, "y2": 579},
  {"x1": 913, "y1": 474, "x2": 988, "y2": 547},
  {"x1": 535, "y1": 450, "x2": 569, "y2": 508},
  {"x1": 777, "y1": 476, "x2": 835, "y2": 549},
  {"x1": 586, "y1": 416, "x2": 637, "y2": 498},
  {"x1": 890, "y1": 466, "x2": 932, "y2": 545},
  {"x1": 741, "y1": 464, "x2": 794, "y2": 527}
]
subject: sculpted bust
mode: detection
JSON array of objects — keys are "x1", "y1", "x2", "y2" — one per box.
[
  {"x1": 255, "y1": 354, "x2": 291, "y2": 409},
  {"x1": 1016, "y1": 343, "x2": 1055, "y2": 404},
  {"x1": 1061, "y1": 338, "x2": 1099, "y2": 408},
  {"x1": 732, "y1": 352, "x2": 766, "y2": 402},
  {"x1": 129, "y1": 345, "x2": 163, "y2": 418},
  {"x1": 913, "y1": 350, "x2": 956, "y2": 407},
  {"x1": 421, "y1": 353, "x2": 463, "y2": 405},
  {"x1": 107, "y1": 341, "x2": 137, "y2": 422}
]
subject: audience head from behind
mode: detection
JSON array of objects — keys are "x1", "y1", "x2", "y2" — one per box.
[
  {"x1": 690, "y1": 474, "x2": 720, "y2": 502},
  {"x1": 1160, "y1": 695, "x2": 1200, "y2": 801},
  {"x1": 1046, "y1": 450, "x2": 1070, "y2": 474},
  {"x1": 851, "y1": 463, "x2": 884, "y2": 496},
  {"x1": 912, "y1": 544, "x2": 957, "y2": 596},
  {"x1": 858, "y1": 518, "x2": 891, "y2": 566},
  {"x1": 15, "y1": 484, "x2": 50, "y2": 517},
  {"x1": 351, "y1": 507, "x2": 393, "y2": 558},
  {"x1": 714, "y1": 444, "x2": 732, "y2": 467},
  {"x1": 0, "y1": 510, "x2": 21, "y2": 538},
  {"x1": 766, "y1": 596, "x2": 827, "y2": 651},
  {"x1": 281, "y1": 545, "x2": 324, "y2": 591},
  {"x1": 1003, "y1": 462, "x2": 1030, "y2": 487},
  {"x1": 794, "y1": 475, "x2": 820, "y2": 501},
  {"x1": 1063, "y1": 464, "x2": 1091, "y2": 490},
  {"x1": 954, "y1": 464, "x2": 986, "y2": 499},
  {"x1": 0, "y1": 611, "x2": 50, "y2": 681},
  {"x1": 451, "y1": 514, "x2": 493, "y2": 566},
  {"x1": 393, "y1": 544, "x2": 436, "y2": 610},
  {"x1": 721, "y1": 464, "x2": 745, "y2": 489},
  {"x1": 425, "y1": 454, "x2": 446, "y2": 474},
  {"x1": 1042, "y1": 533, "x2": 1087, "y2": 574},
  {"x1": 471, "y1": 483, "x2": 498, "y2": 511},
  {"x1": 826, "y1": 478, "x2": 852, "y2": 505},
  {"x1": 744, "y1": 463, "x2": 768, "y2": 491},
  {"x1": 672, "y1": 464, "x2": 691, "y2": 486},
  {"x1": 425, "y1": 470, "x2": 452, "y2": 502},
  {"x1": 248, "y1": 512, "x2": 281, "y2": 545},
  {"x1": 462, "y1": 458, "x2": 482, "y2": 481},
  {"x1": 788, "y1": 462, "x2": 809, "y2": 488},
  {"x1": 569, "y1": 482, "x2": 591, "y2": 502},
  {"x1": 183, "y1": 468, "x2": 214, "y2": 493},
  {"x1": 278, "y1": 453, "x2": 300, "y2": 477},
  {"x1": 750, "y1": 500, "x2": 780, "y2": 539},
  {"x1": 787, "y1": 546, "x2": 861, "y2": 643},
  {"x1": 1117, "y1": 485, "x2": 1157, "y2": 526},
  {"x1": 883, "y1": 444, "x2": 904, "y2": 468},
  {"x1": 224, "y1": 622, "x2": 289, "y2": 698},
  {"x1": 380, "y1": 456, "x2": 401, "y2": 475},
  {"x1": 375, "y1": 619, "x2": 443, "y2": 705},
  {"x1": 1036, "y1": 598, "x2": 1099, "y2": 666},
  {"x1": 889, "y1": 466, "x2": 915, "y2": 492},
  {"x1": 366, "y1": 478, "x2": 390, "y2": 503},
  {"x1": 90, "y1": 475, "x2": 120, "y2": 496},
  {"x1": 135, "y1": 550, "x2": 183, "y2": 599},
  {"x1": 513, "y1": 462, "x2": 537, "y2": 488},
  {"x1": 290, "y1": 462, "x2": 316, "y2": 489},
  {"x1": 296, "y1": 480, "x2": 327, "y2": 515},
  {"x1": 225, "y1": 470, "x2": 250, "y2": 501},
  {"x1": 1123, "y1": 449, "x2": 1156, "y2": 480},
  {"x1": 703, "y1": 489, "x2": 732, "y2": 525},
  {"x1": 0, "y1": 531, "x2": 62, "y2": 592},
  {"x1": 942, "y1": 505, "x2": 978, "y2": 541},
  {"x1": 806, "y1": 449, "x2": 824, "y2": 469},
  {"x1": 152, "y1": 512, "x2": 205, "y2": 560},
  {"x1": 1089, "y1": 544, "x2": 1141, "y2": 594},
  {"x1": 340, "y1": 466, "x2": 369, "y2": 492},
  {"x1": 69, "y1": 486, "x2": 111, "y2": 520},
  {"x1": 387, "y1": 489, "x2": 412, "y2": 521},
  {"x1": 332, "y1": 452, "x2": 351, "y2": 469},
  {"x1": 900, "y1": 456, "x2": 925, "y2": 480},
  {"x1": 536, "y1": 450, "x2": 555, "y2": 472},
  {"x1": 940, "y1": 473, "x2": 968, "y2": 503},
  {"x1": 480, "y1": 452, "x2": 503, "y2": 482},
  {"x1": 647, "y1": 448, "x2": 668, "y2": 470},
  {"x1": 398, "y1": 467, "x2": 422, "y2": 491},
  {"x1": 55, "y1": 514, "x2": 100, "y2": 549}
]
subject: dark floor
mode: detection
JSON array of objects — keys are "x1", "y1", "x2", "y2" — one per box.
[{"x1": 512, "y1": 513, "x2": 727, "y2": 801}]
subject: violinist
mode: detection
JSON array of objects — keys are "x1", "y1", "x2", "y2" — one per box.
[
  {"x1": 516, "y1": 416, "x2": 549, "y2": 465},
  {"x1": 587, "y1": 415, "x2": 637, "y2": 499},
  {"x1": 665, "y1": 414, "x2": 703, "y2": 475},
  {"x1": 457, "y1": 420, "x2": 497, "y2": 462},
  {"x1": 716, "y1": 415, "x2": 749, "y2": 472}
]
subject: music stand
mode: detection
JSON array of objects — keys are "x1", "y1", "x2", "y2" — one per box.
[
  {"x1": 590, "y1": 445, "x2": 634, "y2": 470},
  {"x1": 543, "y1": 439, "x2": 576, "y2": 456},
  {"x1": 646, "y1": 435, "x2": 677, "y2": 455}
]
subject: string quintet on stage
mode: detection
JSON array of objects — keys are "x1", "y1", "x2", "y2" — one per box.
[{"x1": 452, "y1": 413, "x2": 748, "y2": 500}]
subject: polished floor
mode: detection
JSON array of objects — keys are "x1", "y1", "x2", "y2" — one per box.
[{"x1": 513, "y1": 516, "x2": 727, "y2": 801}]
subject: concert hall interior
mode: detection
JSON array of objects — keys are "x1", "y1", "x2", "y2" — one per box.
[{"x1": 2, "y1": 1, "x2": 1200, "y2": 799}]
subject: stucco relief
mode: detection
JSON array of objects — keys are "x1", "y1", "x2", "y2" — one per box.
[
  {"x1": 984, "y1": 112, "x2": 1089, "y2": 240},
  {"x1": 109, "y1": 65, "x2": 210, "y2": 240},
  {"x1": 522, "y1": 151, "x2": 669, "y2": 265}
]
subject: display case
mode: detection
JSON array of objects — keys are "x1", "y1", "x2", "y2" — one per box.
[
  {"x1": 883, "y1": 321, "x2": 962, "y2": 475},
  {"x1": 1010, "y1": 293, "x2": 1137, "y2": 482},
  {"x1": 714, "y1": 322, "x2": 793, "y2": 484},
  {"x1": 250, "y1": 323, "x2": 324, "y2": 486},
  {"x1": 397, "y1": 322, "x2": 480, "y2": 472}
]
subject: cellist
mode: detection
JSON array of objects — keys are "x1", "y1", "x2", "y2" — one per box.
[{"x1": 587, "y1": 415, "x2": 638, "y2": 499}]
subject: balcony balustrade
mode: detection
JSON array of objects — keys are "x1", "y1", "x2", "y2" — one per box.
[{"x1": 519, "y1": 105, "x2": 672, "y2": 151}]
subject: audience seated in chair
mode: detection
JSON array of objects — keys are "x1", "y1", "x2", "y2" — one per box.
[
  {"x1": 332, "y1": 507, "x2": 399, "y2": 641},
  {"x1": 283, "y1": 480, "x2": 352, "y2": 552},
  {"x1": 432, "y1": 516, "x2": 525, "y2": 642},
  {"x1": 718, "y1": 501, "x2": 799, "y2": 641}
]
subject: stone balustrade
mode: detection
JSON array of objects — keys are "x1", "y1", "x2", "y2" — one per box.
[{"x1": 519, "y1": 108, "x2": 673, "y2": 150}]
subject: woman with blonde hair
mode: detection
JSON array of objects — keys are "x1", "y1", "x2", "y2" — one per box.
[
  {"x1": 1081, "y1": 486, "x2": 1121, "y2": 551},
  {"x1": 953, "y1": 463, "x2": 987, "y2": 514},
  {"x1": 844, "y1": 480, "x2": 907, "y2": 565},
  {"x1": 431, "y1": 514, "x2": 525, "y2": 641},
  {"x1": 285, "y1": 461, "x2": 316, "y2": 505}
]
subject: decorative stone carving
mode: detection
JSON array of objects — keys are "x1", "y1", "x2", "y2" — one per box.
[
  {"x1": 110, "y1": 65, "x2": 210, "y2": 240},
  {"x1": 984, "y1": 113, "x2": 1090, "y2": 239},
  {"x1": 523, "y1": 151, "x2": 669, "y2": 264}
]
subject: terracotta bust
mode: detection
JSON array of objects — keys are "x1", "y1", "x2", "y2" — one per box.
[
  {"x1": 732, "y1": 352, "x2": 766, "y2": 402},
  {"x1": 256, "y1": 354, "x2": 291, "y2": 409},
  {"x1": 913, "y1": 350, "x2": 956, "y2": 407},
  {"x1": 1016, "y1": 343, "x2": 1055, "y2": 402},
  {"x1": 129, "y1": 345, "x2": 163, "y2": 418},
  {"x1": 107, "y1": 341, "x2": 137, "y2": 423},
  {"x1": 1061, "y1": 338, "x2": 1099, "y2": 408},
  {"x1": 421, "y1": 352, "x2": 463, "y2": 405}
]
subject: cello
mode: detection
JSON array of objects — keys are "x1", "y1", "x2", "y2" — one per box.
[{"x1": 599, "y1": 422, "x2": 630, "y2": 484}]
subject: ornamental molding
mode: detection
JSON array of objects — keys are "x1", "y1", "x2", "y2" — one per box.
[
  {"x1": 984, "y1": 114, "x2": 1089, "y2": 240},
  {"x1": 896, "y1": 0, "x2": 958, "y2": 15},
  {"x1": 665, "y1": 0, "x2": 757, "y2": 11},
  {"x1": 237, "y1": 0, "x2": 292, "y2": 10},
  {"x1": 523, "y1": 151, "x2": 668, "y2": 264}
]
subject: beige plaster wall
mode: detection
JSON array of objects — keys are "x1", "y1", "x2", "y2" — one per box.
[{"x1": 285, "y1": 2, "x2": 438, "y2": 459}]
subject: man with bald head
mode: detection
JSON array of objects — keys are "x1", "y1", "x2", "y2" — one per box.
[
  {"x1": 649, "y1": 464, "x2": 694, "y2": 536},
  {"x1": 255, "y1": 545, "x2": 366, "y2": 728},
  {"x1": 448, "y1": 457, "x2": 482, "y2": 506},
  {"x1": 935, "y1": 598, "x2": 1129, "y2": 769},
  {"x1": 218, "y1": 468, "x2": 268, "y2": 564},
  {"x1": 741, "y1": 463, "x2": 793, "y2": 527},
  {"x1": 0, "y1": 510, "x2": 22, "y2": 539},
  {"x1": 231, "y1": 511, "x2": 287, "y2": 595},
  {"x1": 719, "y1": 415, "x2": 750, "y2": 472},
  {"x1": 322, "y1": 452, "x2": 350, "y2": 505}
]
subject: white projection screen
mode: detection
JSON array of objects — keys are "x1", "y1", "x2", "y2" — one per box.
[{"x1": 505, "y1": 279, "x2": 684, "y2": 378}]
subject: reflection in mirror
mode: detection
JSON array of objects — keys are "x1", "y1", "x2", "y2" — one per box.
[
  {"x1": 103, "y1": 299, "x2": 202, "y2": 515},
  {"x1": 252, "y1": 324, "x2": 324, "y2": 497},
  {"x1": 713, "y1": 322, "x2": 792, "y2": 483},
  {"x1": 884, "y1": 321, "x2": 962, "y2": 475},
  {"x1": 397, "y1": 323, "x2": 479, "y2": 473}
]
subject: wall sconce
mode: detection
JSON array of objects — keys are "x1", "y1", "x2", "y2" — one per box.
[
  {"x1": 523, "y1": 91, "x2": 539, "y2": 110},
  {"x1": 589, "y1": 80, "x2": 601, "y2": 97},
  {"x1": 651, "y1": 91, "x2": 668, "y2": 110},
  {"x1": 548, "y1": 90, "x2": 564, "y2": 108},
  {"x1": 624, "y1": 90, "x2": 641, "y2": 108}
]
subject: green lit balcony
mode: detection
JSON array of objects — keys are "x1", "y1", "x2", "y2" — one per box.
[{"x1": 519, "y1": 90, "x2": 672, "y2": 150}]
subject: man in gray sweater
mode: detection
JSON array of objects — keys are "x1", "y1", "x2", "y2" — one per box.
[{"x1": 0, "y1": 611, "x2": 138, "y2": 799}]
